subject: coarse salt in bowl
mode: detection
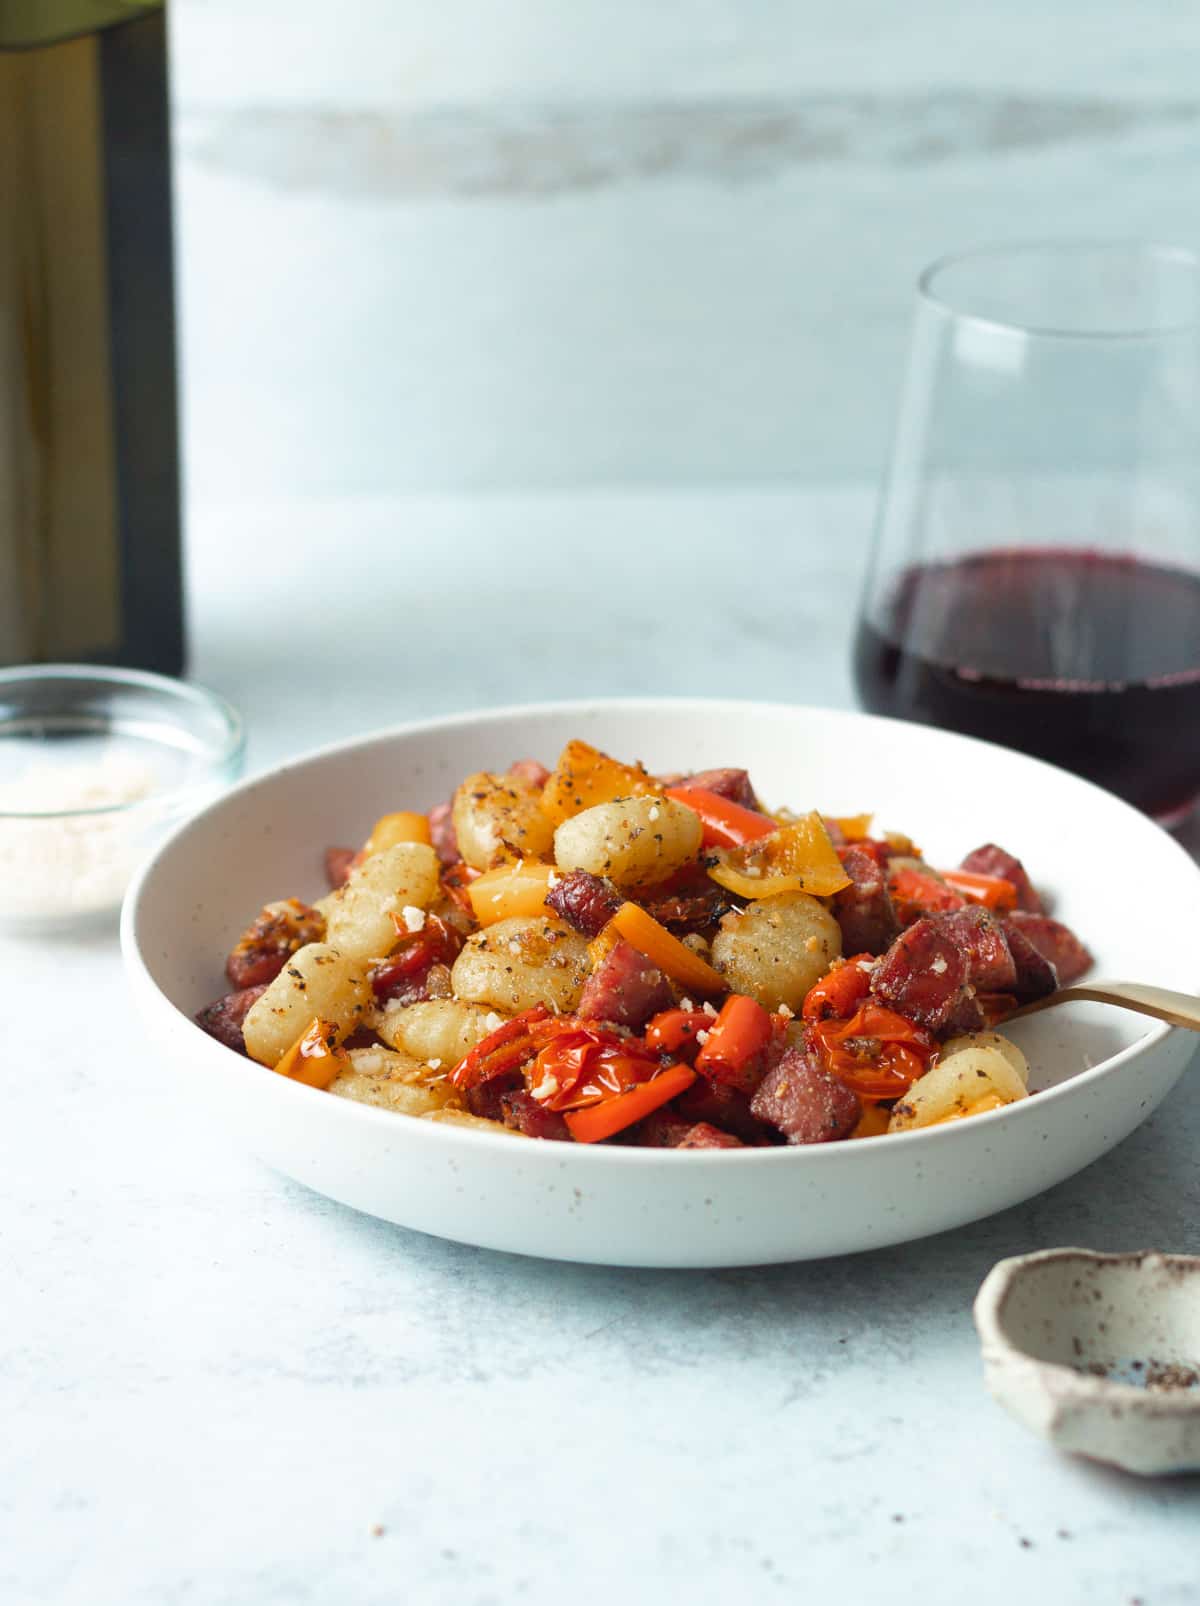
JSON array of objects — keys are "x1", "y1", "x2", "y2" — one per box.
[{"x1": 0, "y1": 665, "x2": 243, "y2": 932}]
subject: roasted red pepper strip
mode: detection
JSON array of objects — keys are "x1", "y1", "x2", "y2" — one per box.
[
  {"x1": 811, "y1": 1002, "x2": 936, "y2": 1100},
  {"x1": 664, "y1": 785, "x2": 777, "y2": 848},
  {"x1": 371, "y1": 914, "x2": 462, "y2": 999},
  {"x1": 693, "y1": 994, "x2": 774, "y2": 1091},
  {"x1": 645, "y1": 1008, "x2": 713, "y2": 1058},
  {"x1": 440, "y1": 861, "x2": 481, "y2": 917},
  {"x1": 450, "y1": 1004, "x2": 549, "y2": 1089},
  {"x1": 565, "y1": 1064, "x2": 697, "y2": 1143},
  {"x1": 801, "y1": 955, "x2": 874, "y2": 1022},
  {"x1": 938, "y1": 868, "x2": 1019, "y2": 912}
]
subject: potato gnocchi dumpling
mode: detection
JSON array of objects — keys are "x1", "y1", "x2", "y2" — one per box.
[
  {"x1": 243, "y1": 943, "x2": 371, "y2": 1066},
  {"x1": 321, "y1": 842, "x2": 440, "y2": 960},
  {"x1": 710, "y1": 891, "x2": 842, "y2": 1012},
  {"x1": 453, "y1": 771, "x2": 555, "y2": 871},
  {"x1": 451, "y1": 916, "x2": 590, "y2": 1013},
  {"x1": 553, "y1": 795, "x2": 702, "y2": 889},
  {"x1": 377, "y1": 998, "x2": 498, "y2": 1067},
  {"x1": 888, "y1": 1040, "x2": 1028, "y2": 1131}
]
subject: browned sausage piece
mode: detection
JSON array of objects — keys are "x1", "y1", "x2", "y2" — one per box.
[
  {"x1": 1005, "y1": 911, "x2": 1092, "y2": 986},
  {"x1": 832, "y1": 844, "x2": 901, "y2": 957},
  {"x1": 870, "y1": 917, "x2": 975, "y2": 1033},
  {"x1": 225, "y1": 898, "x2": 326, "y2": 990},
  {"x1": 545, "y1": 869, "x2": 624, "y2": 938},
  {"x1": 960, "y1": 843, "x2": 1043, "y2": 913},
  {"x1": 194, "y1": 984, "x2": 269, "y2": 1055},
  {"x1": 577, "y1": 939, "x2": 673, "y2": 1030},
  {"x1": 749, "y1": 1047, "x2": 861, "y2": 1144}
]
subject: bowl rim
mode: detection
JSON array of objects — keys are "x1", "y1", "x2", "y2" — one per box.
[
  {"x1": 974, "y1": 1247, "x2": 1200, "y2": 1412},
  {"x1": 0, "y1": 663, "x2": 244, "y2": 820},
  {"x1": 121, "y1": 694, "x2": 1199, "y2": 1168}
]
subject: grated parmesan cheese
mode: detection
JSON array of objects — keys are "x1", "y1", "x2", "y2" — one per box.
[{"x1": 0, "y1": 752, "x2": 161, "y2": 920}]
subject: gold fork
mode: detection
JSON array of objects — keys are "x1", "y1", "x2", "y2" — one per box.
[{"x1": 1010, "y1": 981, "x2": 1200, "y2": 1031}]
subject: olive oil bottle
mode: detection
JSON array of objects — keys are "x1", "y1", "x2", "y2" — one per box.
[{"x1": 0, "y1": 1, "x2": 184, "y2": 673}]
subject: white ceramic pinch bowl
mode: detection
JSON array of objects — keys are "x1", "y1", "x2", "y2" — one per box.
[
  {"x1": 974, "y1": 1249, "x2": 1200, "y2": 1475},
  {"x1": 122, "y1": 698, "x2": 1200, "y2": 1268}
]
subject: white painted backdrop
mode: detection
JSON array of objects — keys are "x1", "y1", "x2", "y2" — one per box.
[{"x1": 170, "y1": 1, "x2": 1200, "y2": 501}]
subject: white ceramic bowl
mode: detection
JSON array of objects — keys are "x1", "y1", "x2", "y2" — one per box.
[
  {"x1": 121, "y1": 699, "x2": 1200, "y2": 1267},
  {"x1": 974, "y1": 1249, "x2": 1200, "y2": 1475}
]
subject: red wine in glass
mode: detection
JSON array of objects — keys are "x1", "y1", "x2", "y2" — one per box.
[{"x1": 854, "y1": 547, "x2": 1200, "y2": 823}]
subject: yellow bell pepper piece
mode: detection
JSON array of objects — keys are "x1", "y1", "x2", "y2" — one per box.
[
  {"x1": 365, "y1": 810, "x2": 433, "y2": 854},
  {"x1": 467, "y1": 861, "x2": 558, "y2": 925},
  {"x1": 708, "y1": 811, "x2": 851, "y2": 900},
  {"x1": 849, "y1": 1103, "x2": 892, "y2": 1139},
  {"x1": 540, "y1": 740, "x2": 652, "y2": 826},
  {"x1": 273, "y1": 1017, "x2": 348, "y2": 1091}
]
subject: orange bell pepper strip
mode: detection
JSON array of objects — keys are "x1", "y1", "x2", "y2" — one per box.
[
  {"x1": 273, "y1": 1017, "x2": 348, "y2": 1090},
  {"x1": 609, "y1": 902, "x2": 726, "y2": 995},
  {"x1": 938, "y1": 868, "x2": 1019, "y2": 912},
  {"x1": 565, "y1": 1064, "x2": 697, "y2": 1143},
  {"x1": 694, "y1": 994, "x2": 774, "y2": 1089},
  {"x1": 664, "y1": 785, "x2": 777, "y2": 849}
]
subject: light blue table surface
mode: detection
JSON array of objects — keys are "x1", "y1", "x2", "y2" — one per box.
[{"x1": 3, "y1": 487, "x2": 1197, "y2": 1606}]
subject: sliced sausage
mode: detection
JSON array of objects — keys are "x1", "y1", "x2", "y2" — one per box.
[
  {"x1": 833, "y1": 844, "x2": 902, "y2": 957},
  {"x1": 1000, "y1": 918, "x2": 1060, "y2": 1000},
  {"x1": 1005, "y1": 911, "x2": 1092, "y2": 986},
  {"x1": 577, "y1": 939, "x2": 673, "y2": 1029},
  {"x1": 870, "y1": 917, "x2": 975, "y2": 1034},
  {"x1": 749, "y1": 1047, "x2": 861, "y2": 1145},
  {"x1": 195, "y1": 984, "x2": 269, "y2": 1055},
  {"x1": 545, "y1": 868, "x2": 624, "y2": 938},
  {"x1": 681, "y1": 767, "x2": 760, "y2": 810},
  {"x1": 225, "y1": 899, "x2": 326, "y2": 990},
  {"x1": 935, "y1": 907, "x2": 1018, "y2": 992},
  {"x1": 960, "y1": 843, "x2": 1043, "y2": 914}
]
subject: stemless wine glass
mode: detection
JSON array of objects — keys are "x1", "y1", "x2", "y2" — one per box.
[{"x1": 855, "y1": 241, "x2": 1200, "y2": 824}]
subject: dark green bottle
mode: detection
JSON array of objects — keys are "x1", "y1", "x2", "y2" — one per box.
[{"x1": 0, "y1": 1, "x2": 184, "y2": 673}]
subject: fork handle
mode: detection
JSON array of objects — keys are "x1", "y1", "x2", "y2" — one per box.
[{"x1": 1012, "y1": 981, "x2": 1200, "y2": 1032}]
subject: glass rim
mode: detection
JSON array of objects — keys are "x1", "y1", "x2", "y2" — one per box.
[
  {"x1": 0, "y1": 663, "x2": 245, "y2": 820},
  {"x1": 917, "y1": 239, "x2": 1200, "y2": 342}
]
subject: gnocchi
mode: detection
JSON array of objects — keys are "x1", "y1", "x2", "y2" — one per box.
[
  {"x1": 553, "y1": 795, "x2": 701, "y2": 889},
  {"x1": 451, "y1": 916, "x2": 590, "y2": 1014},
  {"x1": 243, "y1": 943, "x2": 371, "y2": 1066},
  {"x1": 322, "y1": 842, "x2": 440, "y2": 960},
  {"x1": 452, "y1": 771, "x2": 555, "y2": 871},
  {"x1": 710, "y1": 891, "x2": 842, "y2": 1012}
]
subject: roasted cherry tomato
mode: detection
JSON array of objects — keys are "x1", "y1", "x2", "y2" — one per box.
[
  {"x1": 526, "y1": 1024, "x2": 661, "y2": 1112},
  {"x1": 811, "y1": 1002, "x2": 936, "y2": 1100},
  {"x1": 450, "y1": 1004, "x2": 549, "y2": 1089}
]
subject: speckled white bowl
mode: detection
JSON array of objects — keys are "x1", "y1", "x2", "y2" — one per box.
[
  {"x1": 974, "y1": 1249, "x2": 1200, "y2": 1475},
  {"x1": 121, "y1": 698, "x2": 1200, "y2": 1267}
]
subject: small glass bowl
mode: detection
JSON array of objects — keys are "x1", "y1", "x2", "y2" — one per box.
[{"x1": 0, "y1": 665, "x2": 244, "y2": 933}]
